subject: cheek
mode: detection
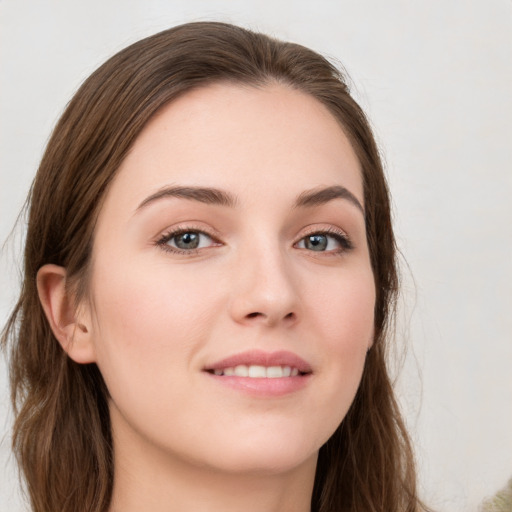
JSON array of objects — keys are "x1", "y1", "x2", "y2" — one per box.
[
  {"x1": 313, "y1": 266, "x2": 375, "y2": 348},
  {"x1": 308, "y1": 267, "x2": 375, "y2": 419},
  {"x1": 88, "y1": 257, "x2": 223, "y2": 394}
]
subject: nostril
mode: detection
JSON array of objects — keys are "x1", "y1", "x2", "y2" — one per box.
[{"x1": 242, "y1": 311, "x2": 296, "y2": 324}]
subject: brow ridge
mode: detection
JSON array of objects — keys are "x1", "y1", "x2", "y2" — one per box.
[
  {"x1": 294, "y1": 185, "x2": 364, "y2": 213},
  {"x1": 136, "y1": 184, "x2": 363, "y2": 214},
  {"x1": 136, "y1": 186, "x2": 238, "y2": 211}
]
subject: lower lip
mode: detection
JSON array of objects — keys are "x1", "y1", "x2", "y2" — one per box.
[{"x1": 204, "y1": 372, "x2": 312, "y2": 397}]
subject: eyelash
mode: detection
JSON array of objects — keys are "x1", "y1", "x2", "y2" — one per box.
[
  {"x1": 156, "y1": 226, "x2": 221, "y2": 255},
  {"x1": 155, "y1": 226, "x2": 354, "y2": 256},
  {"x1": 298, "y1": 227, "x2": 354, "y2": 255}
]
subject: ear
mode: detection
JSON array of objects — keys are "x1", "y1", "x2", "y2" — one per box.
[{"x1": 36, "y1": 264, "x2": 96, "y2": 364}]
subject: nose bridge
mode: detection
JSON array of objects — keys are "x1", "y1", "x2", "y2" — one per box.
[{"x1": 229, "y1": 230, "x2": 299, "y2": 326}]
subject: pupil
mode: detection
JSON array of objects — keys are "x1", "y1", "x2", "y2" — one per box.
[
  {"x1": 176, "y1": 232, "x2": 199, "y2": 249},
  {"x1": 306, "y1": 235, "x2": 327, "y2": 251}
]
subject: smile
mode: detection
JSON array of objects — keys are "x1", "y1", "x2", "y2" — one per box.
[
  {"x1": 203, "y1": 349, "x2": 312, "y2": 375},
  {"x1": 208, "y1": 365, "x2": 302, "y2": 378},
  {"x1": 203, "y1": 350, "x2": 313, "y2": 396}
]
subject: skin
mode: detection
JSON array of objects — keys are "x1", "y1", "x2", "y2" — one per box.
[{"x1": 38, "y1": 83, "x2": 376, "y2": 512}]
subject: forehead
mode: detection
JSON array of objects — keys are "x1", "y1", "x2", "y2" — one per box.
[{"x1": 104, "y1": 82, "x2": 363, "y2": 214}]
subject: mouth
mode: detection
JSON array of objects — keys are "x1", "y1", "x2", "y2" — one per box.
[
  {"x1": 203, "y1": 349, "x2": 312, "y2": 375},
  {"x1": 202, "y1": 350, "x2": 312, "y2": 396},
  {"x1": 206, "y1": 365, "x2": 307, "y2": 378}
]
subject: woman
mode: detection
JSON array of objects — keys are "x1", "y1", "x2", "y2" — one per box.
[{"x1": 1, "y1": 21, "x2": 429, "y2": 512}]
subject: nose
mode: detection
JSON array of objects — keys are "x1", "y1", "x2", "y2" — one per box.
[{"x1": 228, "y1": 243, "x2": 300, "y2": 328}]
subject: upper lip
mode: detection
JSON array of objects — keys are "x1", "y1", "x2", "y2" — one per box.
[{"x1": 204, "y1": 350, "x2": 312, "y2": 373}]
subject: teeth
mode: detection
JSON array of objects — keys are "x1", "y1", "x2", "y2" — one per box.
[
  {"x1": 211, "y1": 364, "x2": 302, "y2": 378},
  {"x1": 234, "y1": 365, "x2": 248, "y2": 377},
  {"x1": 266, "y1": 366, "x2": 283, "y2": 378},
  {"x1": 248, "y1": 365, "x2": 267, "y2": 378}
]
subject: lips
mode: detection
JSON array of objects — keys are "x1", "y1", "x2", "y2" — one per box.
[
  {"x1": 203, "y1": 350, "x2": 312, "y2": 397},
  {"x1": 211, "y1": 365, "x2": 300, "y2": 378},
  {"x1": 203, "y1": 349, "x2": 312, "y2": 375}
]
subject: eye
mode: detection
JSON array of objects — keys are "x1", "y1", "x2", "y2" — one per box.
[
  {"x1": 296, "y1": 230, "x2": 352, "y2": 253},
  {"x1": 157, "y1": 229, "x2": 218, "y2": 254}
]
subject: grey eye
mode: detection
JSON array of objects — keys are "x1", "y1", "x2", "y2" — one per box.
[
  {"x1": 174, "y1": 232, "x2": 200, "y2": 249},
  {"x1": 167, "y1": 231, "x2": 214, "y2": 250},
  {"x1": 296, "y1": 232, "x2": 348, "y2": 252},
  {"x1": 304, "y1": 234, "x2": 328, "y2": 251}
]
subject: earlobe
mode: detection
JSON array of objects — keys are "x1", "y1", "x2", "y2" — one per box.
[{"x1": 36, "y1": 264, "x2": 96, "y2": 364}]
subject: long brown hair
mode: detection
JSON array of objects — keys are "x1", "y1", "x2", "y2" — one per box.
[{"x1": 2, "y1": 21, "x2": 426, "y2": 512}]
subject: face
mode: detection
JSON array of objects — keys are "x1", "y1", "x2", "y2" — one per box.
[{"x1": 83, "y1": 83, "x2": 375, "y2": 475}]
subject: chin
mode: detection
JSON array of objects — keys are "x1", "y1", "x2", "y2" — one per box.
[
  {"x1": 212, "y1": 446, "x2": 317, "y2": 476},
  {"x1": 191, "y1": 427, "x2": 322, "y2": 476}
]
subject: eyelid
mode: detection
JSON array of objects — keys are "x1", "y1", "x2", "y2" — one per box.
[
  {"x1": 155, "y1": 223, "x2": 222, "y2": 255},
  {"x1": 154, "y1": 223, "x2": 353, "y2": 257},
  {"x1": 295, "y1": 226, "x2": 354, "y2": 253}
]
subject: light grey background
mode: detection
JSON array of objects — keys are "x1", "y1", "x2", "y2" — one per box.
[{"x1": 1, "y1": 1, "x2": 511, "y2": 511}]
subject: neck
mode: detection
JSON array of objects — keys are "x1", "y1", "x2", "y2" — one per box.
[{"x1": 108, "y1": 410, "x2": 317, "y2": 512}]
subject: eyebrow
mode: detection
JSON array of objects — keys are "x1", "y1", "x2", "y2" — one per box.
[
  {"x1": 135, "y1": 184, "x2": 364, "y2": 214},
  {"x1": 136, "y1": 186, "x2": 238, "y2": 211},
  {"x1": 294, "y1": 185, "x2": 364, "y2": 214}
]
